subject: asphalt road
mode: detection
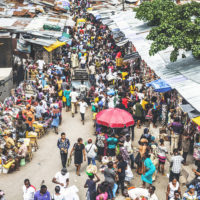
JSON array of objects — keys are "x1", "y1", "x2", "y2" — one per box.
[{"x1": 0, "y1": 108, "x2": 174, "y2": 200}]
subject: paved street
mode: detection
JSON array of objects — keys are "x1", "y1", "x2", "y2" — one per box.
[{"x1": 0, "y1": 107, "x2": 184, "y2": 200}]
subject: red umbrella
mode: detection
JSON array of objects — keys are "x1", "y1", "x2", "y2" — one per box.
[{"x1": 96, "y1": 108, "x2": 134, "y2": 128}]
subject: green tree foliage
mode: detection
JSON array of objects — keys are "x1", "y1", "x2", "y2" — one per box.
[
  {"x1": 135, "y1": 0, "x2": 200, "y2": 62},
  {"x1": 135, "y1": 0, "x2": 177, "y2": 26}
]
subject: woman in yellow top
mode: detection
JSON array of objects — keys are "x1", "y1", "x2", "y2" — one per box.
[
  {"x1": 141, "y1": 97, "x2": 148, "y2": 111},
  {"x1": 121, "y1": 72, "x2": 128, "y2": 80},
  {"x1": 129, "y1": 82, "x2": 135, "y2": 95},
  {"x1": 56, "y1": 77, "x2": 63, "y2": 90}
]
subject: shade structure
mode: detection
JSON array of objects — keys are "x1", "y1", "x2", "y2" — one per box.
[
  {"x1": 96, "y1": 108, "x2": 134, "y2": 128},
  {"x1": 192, "y1": 116, "x2": 200, "y2": 126},
  {"x1": 146, "y1": 79, "x2": 171, "y2": 93}
]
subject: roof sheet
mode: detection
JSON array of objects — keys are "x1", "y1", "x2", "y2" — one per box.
[{"x1": 93, "y1": 9, "x2": 200, "y2": 112}]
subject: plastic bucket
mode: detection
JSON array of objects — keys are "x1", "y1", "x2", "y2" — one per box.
[{"x1": 20, "y1": 158, "x2": 26, "y2": 166}]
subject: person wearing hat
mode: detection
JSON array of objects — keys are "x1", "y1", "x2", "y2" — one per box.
[
  {"x1": 183, "y1": 185, "x2": 197, "y2": 200},
  {"x1": 52, "y1": 168, "x2": 69, "y2": 192},
  {"x1": 85, "y1": 138, "x2": 97, "y2": 165}
]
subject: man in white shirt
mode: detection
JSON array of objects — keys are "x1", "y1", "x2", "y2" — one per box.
[
  {"x1": 124, "y1": 135, "x2": 135, "y2": 169},
  {"x1": 169, "y1": 149, "x2": 184, "y2": 182},
  {"x1": 36, "y1": 59, "x2": 45, "y2": 72},
  {"x1": 148, "y1": 186, "x2": 158, "y2": 200},
  {"x1": 88, "y1": 63, "x2": 95, "y2": 84},
  {"x1": 52, "y1": 168, "x2": 69, "y2": 193},
  {"x1": 79, "y1": 80, "x2": 87, "y2": 98},
  {"x1": 79, "y1": 98, "x2": 88, "y2": 125},
  {"x1": 23, "y1": 179, "x2": 36, "y2": 200},
  {"x1": 85, "y1": 138, "x2": 97, "y2": 165},
  {"x1": 70, "y1": 88, "x2": 79, "y2": 118},
  {"x1": 80, "y1": 55, "x2": 86, "y2": 69}
]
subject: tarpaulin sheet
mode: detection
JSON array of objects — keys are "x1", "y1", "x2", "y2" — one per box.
[
  {"x1": 146, "y1": 79, "x2": 171, "y2": 93},
  {"x1": 192, "y1": 116, "x2": 200, "y2": 126},
  {"x1": 44, "y1": 40, "x2": 66, "y2": 52},
  {"x1": 188, "y1": 111, "x2": 200, "y2": 119},
  {"x1": 180, "y1": 104, "x2": 194, "y2": 113}
]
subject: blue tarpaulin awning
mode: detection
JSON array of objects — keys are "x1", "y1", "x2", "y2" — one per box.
[{"x1": 146, "y1": 79, "x2": 172, "y2": 93}]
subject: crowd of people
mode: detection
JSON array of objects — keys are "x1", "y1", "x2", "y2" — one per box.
[{"x1": 1, "y1": 0, "x2": 200, "y2": 199}]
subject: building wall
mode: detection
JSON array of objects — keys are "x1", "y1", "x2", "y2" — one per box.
[
  {"x1": 0, "y1": 69, "x2": 13, "y2": 102},
  {"x1": 0, "y1": 37, "x2": 13, "y2": 68}
]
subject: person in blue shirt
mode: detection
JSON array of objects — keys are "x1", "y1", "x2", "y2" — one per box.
[
  {"x1": 34, "y1": 185, "x2": 50, "y2": 200},
  {"x1": 107, "y1": 134, "x2": 118, "y2": 157}
]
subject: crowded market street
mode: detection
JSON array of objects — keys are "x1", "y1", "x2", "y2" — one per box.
[
  {"x1": 1, "y1": 0, "x2": 200, "y2": 199},
  {"x1": 0, "y1": 110, "x2": 178, "y2": 200}
]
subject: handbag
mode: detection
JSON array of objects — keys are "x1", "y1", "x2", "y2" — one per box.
[
  {"x1": 67, "y1": 156, "x2": 72, "y2": 167},
  {"x1": 86, "y1": 144, "x2": 93, "y2": 154}
]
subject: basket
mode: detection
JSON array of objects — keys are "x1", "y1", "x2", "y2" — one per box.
[
  {"x1": 86, "y1": 164, "x2": 97, "y2": 176},
  {"x1": 86, "y1": 171, "x2": 93, "y2": 176}
]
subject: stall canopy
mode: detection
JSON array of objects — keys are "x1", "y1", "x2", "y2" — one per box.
[
  {"x1": 192, "y1": 116, "x2": 200, "y2": 126},
  {"x1": 146, "y1": 79, "x2": 172, "y2": 93},
  {"x1": 96, "y1": 108, "x2": 134, "y2": 128}
]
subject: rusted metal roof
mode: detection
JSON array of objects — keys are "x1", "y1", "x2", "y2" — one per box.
[{"x1": 13, "y1": 10, "x2": 36, "y2": 18}]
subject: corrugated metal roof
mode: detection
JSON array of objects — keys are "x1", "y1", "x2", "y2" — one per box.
[{"x1": 93, "y1": 9, "x2": 200, "y2": 112}]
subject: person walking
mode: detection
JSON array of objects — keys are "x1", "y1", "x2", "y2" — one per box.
[
  {"x1": 70, "y1": 138, "x2": 86, "y2": 176},
  {"x1": 70, "y1": 88, "x2": 78, "y2": 118},
  {"x1": 0, "y1": 190, "x2": 5, "y2": 200},
  {"x1": 141, "y1": 152, "x2": 156, "y2": 188},
  {"x1": 57, "y1": 132, "x2": 70, "y2": 168},
  {"x1": 51, "y1": 186, "x2": 65, "y2": 200},
  {"x1": 34, "y1": 185, "x2": 50, "y2": 200},
  {"x1": 166, "y1": 178, "x2": 181, "y2": 200},
  {"x1": 148, "y1": 186, "x2": 158, "y2": 200},
  {"x1": 169, "y1": 149, "x2": 183, "y2": 182},
  {"x1": 124, "y1": 134, "x2": 135, "y2": 169},
  {"x1": 79, "y1": 98, "x2": 88, "y2": 125},
  {"x1": 51, "y1": 105, "x2": 60, "y2": 134},
  {"x1": 157, "y1": 139, "x2": 168, "y2": 175},
  {"x1": 84, "y1": 173, "x2": 100, "y2": 200},
  {"x1": 107, "y1": 134, "x2": 118, "y2": 157},
  {"x1": 134, "y1": 99, "x2": 143, "y2": 128},
  {"x1": 104, "y1": 161, "x2": 118, "y2": 199},
  {"x1": 23, "y1": 179, "x2": 36, "y2": 200},
  {"x1": 117, "y1": 155, "x2": 128, "y2": 197},
  {"x1": 169, "y1": 117, "x2": 183, "y2": 154},
  {"x1": 52, "y1": 168, "x2": 69, "y2": 192},
  {"x1": 63, "y1": 86, "x2": 71, "y2": 112},
  {"x1": 85, "y1": 138, "x2": 97, "y2": 165},
  {"x1": 79, "y1": 80, "x2": 87, "y2": 99},
  {"x1": 182, "y1": 133, "x2": 191, "y2": 165}
]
